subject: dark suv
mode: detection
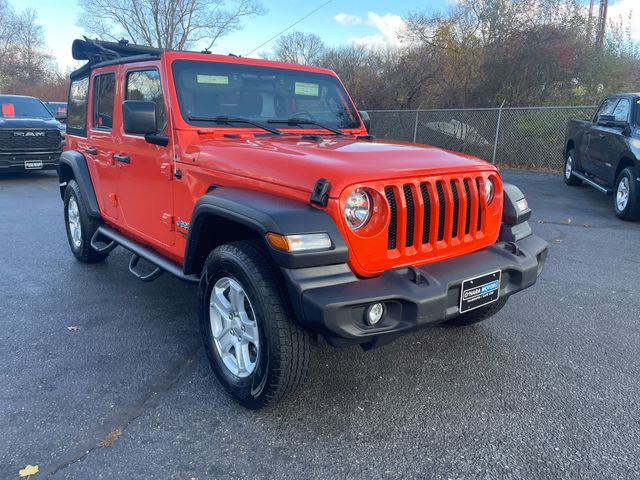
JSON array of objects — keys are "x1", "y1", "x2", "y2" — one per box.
[{"x1": 0, "y1": 95, "x2": 65, "y2": 172}]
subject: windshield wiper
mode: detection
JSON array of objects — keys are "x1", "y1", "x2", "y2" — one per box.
[
  {"x1": 267, "y1": 118, "x2": 346, "y2": 136},
  {"x1": 188, "y1": 115, "x2": 282, "y2": 135}
]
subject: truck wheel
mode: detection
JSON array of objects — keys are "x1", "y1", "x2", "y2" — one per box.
[
  {"x1": 564, "y1": 150, "x2": 582, "y2": 186},
  {"x1": 444, "y1": 297, "x2": 508, "y2": 327},
  {"x1": 198, "y1": 240, "x2": 314, "y2": 409},
  {"x1": 63, "y1": 180, "x2": 109, "y2": 263},
  {"x1": 614, "y1": 167, "x2": 640, "y2": 221}
]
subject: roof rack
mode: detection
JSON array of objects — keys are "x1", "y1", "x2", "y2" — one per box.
[{"x1": 72, "y1": 37, "x2": 164, "y2": 63}]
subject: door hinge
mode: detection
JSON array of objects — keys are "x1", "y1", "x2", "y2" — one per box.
[
  {"x1": 160, "y1": 163, "x2": 173, "y2": 180},
  {"x1": 108, "y1": 193, "x2": 118, "y2": 207},
  {"x1": 162, "y1": 213, "x2": 174, "y2": 231}
]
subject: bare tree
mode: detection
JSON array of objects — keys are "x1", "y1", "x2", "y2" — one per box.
[
  {"x1": 271, "y1": 31, "x2": 326, "y2": 65},
  {"x1": 77, "y1": 0, "x2": 265, "y2": 50}
]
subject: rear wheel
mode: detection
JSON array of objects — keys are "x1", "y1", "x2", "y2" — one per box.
[
  {"x1": 63, "y1": 180, "x2": 109, "y2": 263},
  {"x1": 444, "y1": 297, "x2": 508, "y2": 327},
  {"x1": 564, "y1": 150, "x2": 582, "y2": 186},
  {"x1": 614, "y1": 167, "x2": 640, "y2": 221},
  {"x1": 198, "y1": 240, "x2": 314, "y2": 409}
]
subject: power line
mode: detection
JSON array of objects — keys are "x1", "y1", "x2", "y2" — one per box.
[{"x1": 244, "y1": 0, "x2": 334, "y2": 56}]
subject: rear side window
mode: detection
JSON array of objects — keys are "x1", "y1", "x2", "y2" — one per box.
[
  {"x1": 595, "y1": 98, "x2": 619, "y2": 119},
  {"x1": 92, "y1": 73, "x2": 116, "y2": 130},
  {"x1": 126, "y1": 70, "x2": 166, "y2": 132},
  {"x1": 67, "y1": 77, "x2": 90, "y2": 136},
  {"x1": 612, "y1": 99, "x2": 630, "y2": 122}
]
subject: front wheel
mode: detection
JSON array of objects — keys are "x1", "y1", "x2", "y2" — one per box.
[
  {"x1": 564, "y1": 150, "x2": 582, "y2": 186},
  {"x1": 444, "y1": 297, "x2": 508, "y2": 327},
  {"x1": 198, "y1": 240, "x2": 314, "y2": 409},
  {"x1": 614, "y1": 167, "x2": 640, "y2": 221}
]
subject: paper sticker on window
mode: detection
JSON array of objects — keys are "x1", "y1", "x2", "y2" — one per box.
[
  {"x1": 197, "y1": 75, "x2": 229, "y2": 85},
  {"x1": 2, "y1": 103, "x2": 15, "y2": 117},
  {"x1": 295, "y1": 82, "x2": 319, "y2": 96}
]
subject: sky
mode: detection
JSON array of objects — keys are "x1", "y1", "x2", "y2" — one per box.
[{"x1": 7, "y1": 0, "x2": 640, "y2": 72}]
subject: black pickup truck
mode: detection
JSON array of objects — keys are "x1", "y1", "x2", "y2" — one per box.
[
  {"x1": 0, "y1": 95, "x2": 65, "y2": 173},
  {"x1": 564, "y1": 93, "x2": 640, "y2": 220}
]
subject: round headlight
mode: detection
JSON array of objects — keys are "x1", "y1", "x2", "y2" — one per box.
[
  {"x1": 485, "y1": 178, "x2": 494, "y2": 205},
  {"x1": 344, "y1": 188, "x2": 372, "y2": 230}
]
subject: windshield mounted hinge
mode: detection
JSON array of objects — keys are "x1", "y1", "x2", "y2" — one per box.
[{"x1": 310, "y1": 178, "x2": 330, "y2": 207}]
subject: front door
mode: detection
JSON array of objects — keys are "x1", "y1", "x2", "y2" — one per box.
[{"x1": 114, "y1": 67, "x2": 175, "y2": 246}]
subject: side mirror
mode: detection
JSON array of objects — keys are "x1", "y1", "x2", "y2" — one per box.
[
  {"x1": 54, "y1": 112, "x2": 67, "y2": 122},
  {"x1": 359, "y1": 110, "x2": 370, "y2": 133},
  {"x1": 598, "y1": 114, "x2": 627, "y2": 129},
  {"x1": 123, "y1": 100, "x2": 157, "y2": 135}
]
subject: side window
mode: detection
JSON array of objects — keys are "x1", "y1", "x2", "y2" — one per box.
[
  {"x1": 92, "y1": 73, "x2": 116, "y2": 130},
  {"x1": 596, "y1": 98, "x2": 619, "y2": 119},
  {"x1": 126, "y1": 70, "x2": 166, "y2": 133},
  {"x1": 67, "y1": 77, "x2": 89, "y2": 136},
  {"x1": 612, "y1": 99, "x2": 630, "y2": 122}
]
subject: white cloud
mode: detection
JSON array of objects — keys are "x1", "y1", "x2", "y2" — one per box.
[
  {"x1": 334, "y1": 13, "x2": 363, "y2": 26},
  {"x1": 608, "y1": 0, "x2": 640, "y2": 40},
  {"x1": 345, "y1": 12, "x2": 406, "y2": 49}
]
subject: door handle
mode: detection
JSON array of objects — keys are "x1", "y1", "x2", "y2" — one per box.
[
  {"x1": 598, "y1": 134, "x2": 606, "y2": 139},
  {"x1": 84, "y1": 146, "x2": 98, "y2": 155},
  {"x1": 113, "y1": 154, "x2": 130, "y2": 164},
  {"x1": 585, "y1": 131, "x2": 591, "y2": 135}
]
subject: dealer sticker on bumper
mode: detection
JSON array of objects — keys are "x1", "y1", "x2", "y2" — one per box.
[
  {"x1": 460, "y1": 270, "x2": 501, "y2": 313},
  {"x1": 24, "y1": 160, "x2": 43, "y2": 170}
]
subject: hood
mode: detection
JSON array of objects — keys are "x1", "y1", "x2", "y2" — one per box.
[
  {"x1": 0, "y1": 117, "x2": 63, "y2": 129},
  {"x1": 193, "y1": 136, "x2": 497, "y2": 197}
]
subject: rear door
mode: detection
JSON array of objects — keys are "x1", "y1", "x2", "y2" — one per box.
[
  {"x1": 114, "y1": 66, "x2": 175, "y2": 246},
  {"x1": 588, "y1": 98, "x2": 630, "y2": 183},
  {"x1": 86, "y1": 69, "x2": 120, "y2": 219}
]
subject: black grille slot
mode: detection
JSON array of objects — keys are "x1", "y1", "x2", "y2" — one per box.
[
  {"x1": 403, "y1": 185, "x2": 415, "y2": 247},
  {"x1": 0, "y1": 129, "x2": 61, "y2": 151},
  {"x1": 436, "y1": 181, "x2": 446, "y2": 241},
  {"x1": 475, "y1": 178, "x2": 483, "y2": 230},
  {"x1": 450, "y1": 180, "x2": 459, "y2": 238},
  {"x1": 419, "y1": 183, "x2": 431, "y2": 244},
  {"x1": 385, "y1": 187, "x2": 398, "y2": 250},
  {"x1": 463, "y1": 179, "x2": 472, "y2": 235}
]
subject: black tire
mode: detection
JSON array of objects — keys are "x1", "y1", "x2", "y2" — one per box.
[
  {"x1": 564, "y1": 149, "x2": 582, "y2": 186},
  {"x1": 198, "y1": 240, "x2": 314, "y2": 409},
  {"x1": 444, "y1": 297, "x2": 508, "y2": 327},
  {"x1": 63, "y1": 179, "x2": 109, "y2": 263},
  {"x1": 613, "y1": 167, "x2": 640, "y2": 221}
]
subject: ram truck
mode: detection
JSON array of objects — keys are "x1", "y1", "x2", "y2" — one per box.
[
  {"x1": 58, "y1": 39, "x2": 548, "y2": 408},
  {"x1": 564, "y1": 93, "x2": 640, "y2": 220},
  {"x1": 0, "y1": 95, "x2": 65, "y2": 172}
]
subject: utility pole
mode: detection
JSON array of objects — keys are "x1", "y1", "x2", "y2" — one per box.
[{"x1": 595, "y1": 0, "x2": 608, "y2": 50}]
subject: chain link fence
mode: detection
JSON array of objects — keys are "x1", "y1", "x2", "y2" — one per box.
[{"x1": 368, "y1": 106, "x2": 596, "y2": 171}]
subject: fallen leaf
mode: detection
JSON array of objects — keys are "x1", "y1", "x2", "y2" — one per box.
[
  {"x1": 537, "y1": 219, "x2": 546, "y2": 224},
  {"x1": 66, "y1": 326, "x2": 80, "y2": 331},
  {"x1": 19, "y1": 464, "x2": 39, "y2": 477},
  {"x1": 564, "y1": 218, "x2": 572, "y2": 224},
  {"x1": 98, "y1": 427, "x2": 122, "y2": 448}
]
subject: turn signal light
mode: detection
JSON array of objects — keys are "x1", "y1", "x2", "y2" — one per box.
[{"x1": 266, "y1": 232, "x2": 332, "y2": 252}]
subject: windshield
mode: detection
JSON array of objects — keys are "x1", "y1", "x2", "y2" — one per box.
[
  {"x1": 0, "y1": 96, "x2": 53, "y2": 119},
  {"x1": 171, "y1": 60, "x2": 360, "y2": 131}
]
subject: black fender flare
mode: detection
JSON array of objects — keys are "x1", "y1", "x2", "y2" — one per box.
[
  {"x1": 57, "y1": 150, "x2": 101, "y2": 218},
  {"x1": 183, "y1": 187, "x2": 349, "y2": 274}
]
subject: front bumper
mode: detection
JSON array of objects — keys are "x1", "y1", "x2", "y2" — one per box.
[
  {"x1": 0, "y1": 151, "x2": 62, "y2": 171},
  {"x1": 288, "y1": 234, "x2": 548, "y2": 347}
]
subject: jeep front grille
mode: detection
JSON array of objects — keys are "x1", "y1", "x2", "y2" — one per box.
[{"x1": 384, "y1": 175, "x2": 488, "y2": 253}]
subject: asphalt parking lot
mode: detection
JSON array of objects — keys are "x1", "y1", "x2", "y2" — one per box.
[{"x1": 1, "y1": 170, "x2": 640, "y2": 479}]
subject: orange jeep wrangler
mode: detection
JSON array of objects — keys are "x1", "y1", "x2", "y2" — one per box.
[{"x1": 58, "y1": 39, "x2": 548, "y2": 408}]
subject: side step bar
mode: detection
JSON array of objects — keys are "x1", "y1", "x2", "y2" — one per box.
[
  {"x1": 572, "y1": 171, "x2": 612, "y2": 194},
  {"x1": 91, "y1": 226, "x2": 200, "y2": 284}
]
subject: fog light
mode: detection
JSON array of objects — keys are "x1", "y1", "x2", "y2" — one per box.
[
  {"x1": 516, "y1": 198, "x2": 529, "y2": 212},
  {"x1": 366, "y1": 303, "x2": 385, "y2": 326}
]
